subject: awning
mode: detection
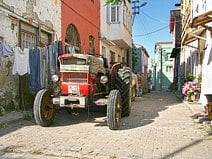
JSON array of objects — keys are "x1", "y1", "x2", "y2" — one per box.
[
  {"x1": 191, "y1": 11, "x2": 212, "y2": 28},
  {"x1": 170, "y1": 47, "x2": 180, "y2": 58},
  {"x1": 182, "y1": 27, "x2": 206, "y2": 45},
  {"x1": 182, "y1": 11, "x2": 212, "y2": 45}
]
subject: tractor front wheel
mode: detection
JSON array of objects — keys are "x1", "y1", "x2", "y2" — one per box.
[
  {"x1": 107, "y1": 90, "x2": 122, "y2": 130},
  {"x1": 33, "y1": 89, "x2": 56, "y2": 126}
]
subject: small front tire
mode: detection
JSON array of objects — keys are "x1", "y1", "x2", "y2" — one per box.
[
  {"x1": 107, "y1": 90, "x2": 122, "y2": 130},
  {"x1": 33, "y1": 89, "x2": 56, "y2": 127}
]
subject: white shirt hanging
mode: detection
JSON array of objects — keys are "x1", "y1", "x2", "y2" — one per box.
[{"x1": 12, "y1": 47, "x2": 30, "y2": 75}]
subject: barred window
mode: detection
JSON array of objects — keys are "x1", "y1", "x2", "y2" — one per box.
[
  {"x1": 20, "y1": 22, "x2": 51, "y2": 49},
  {"x1": 20, "y1": 22, "x2": 36, "y2": 49}
]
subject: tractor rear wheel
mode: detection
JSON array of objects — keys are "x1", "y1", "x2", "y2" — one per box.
[
  {"x1": 114, "y1": 66, "x2": 131, "y2": 117},
  {"x1": 33, "y1": 89, "x2": 56, "y2": 126},
  {"x1": 107, "y1": 90, "x2": 121, "y2": 130}
]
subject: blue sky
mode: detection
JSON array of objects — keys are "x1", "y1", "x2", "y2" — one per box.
[{"x1": 132, "y1": 0, "x2": 180, "y2": 59}]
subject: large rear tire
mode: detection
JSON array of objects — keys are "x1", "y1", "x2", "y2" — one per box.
[
  {"x1": 33, "y1": 89, "x2": 56, "y2": 126},
  {"x1": 107, "y1": 90, "x2": 121, "y2": 130},
  {"x1": 114, "y1": 66, "x2": 131, "y2": 117}
]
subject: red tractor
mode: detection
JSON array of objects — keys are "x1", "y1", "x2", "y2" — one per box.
[{"x1": 33, "y1": 53, "x2": 131, "y2": 130}]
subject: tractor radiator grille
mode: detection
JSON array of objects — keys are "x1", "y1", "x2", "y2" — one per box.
[{"x1": 62, "y1": 72, "x2": 87, "y2": 83}]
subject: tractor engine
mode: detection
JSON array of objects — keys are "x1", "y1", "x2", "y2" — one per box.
[{"x1": 51, "y1": 53, "x2": 108, "y2": 108}]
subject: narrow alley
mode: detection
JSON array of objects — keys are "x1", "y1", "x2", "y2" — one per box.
[{"x1": 0, "y1": 91, "x2": 211, "y2": 159}]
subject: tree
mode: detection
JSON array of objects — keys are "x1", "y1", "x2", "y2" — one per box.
[{"x1": 105, "y1": 0, "x2": 131, "y2": 5}]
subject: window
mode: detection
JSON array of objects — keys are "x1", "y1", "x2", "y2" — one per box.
[
  {"x1": 102, "y1": 46, "x2": 106, "y2": 57},
  {"x1": 20, "y1": 22, "x2": 52, "y2": 49},
  {"x1": 89, "y1": 35, "x2": 95, "y2": 55},
  {"x1": 118, "y1": 55, "x2": 121, "y2": 62},
  {"x1": 21, "y1": 31, "x2": 36, "y2": 49},
  {"x1": 110, "y1": 51, "x2": 115, "y2": 65},
  {"x1": 20, "y1": 22, "x2": 36, "y2": 49},
  {"x1": 123, "y1": 6, "x2": 126, "y2": 26},
  {"x1": 166, "y1": 66, "x2": 173, "y2": 72},
  {"x1": 167, "y1": 53, "x2": 173, "y2": 61},
  {"x1": 62, "y1": 58, "x2": 86, "y2": 65},
  {"x1": 65, "y1": 24, "x2": 81, "y2": 53},
  {"x1": 108, "y1": 5, "x2": 120, "y2": 23}
]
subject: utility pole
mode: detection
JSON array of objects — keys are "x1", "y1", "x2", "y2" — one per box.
[
  {"x1": 132, "y1": 0, "x2": 147, "y2": 25},
  {"x1": 160, "y1": 47, "x2": 163, "y2": 91}
]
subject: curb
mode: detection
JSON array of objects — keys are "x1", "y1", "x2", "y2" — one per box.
[{"x1": 0, "y1": 110, "x2": 32, "y2": 128}]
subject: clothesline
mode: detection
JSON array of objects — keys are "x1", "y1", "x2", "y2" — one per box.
[{"x1": 0, "y1": 40, "x2": 62, "y2": 94}]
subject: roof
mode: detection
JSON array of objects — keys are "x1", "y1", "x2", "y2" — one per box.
[{"x1": 155, "y1": 42, "x2": 173, "y2": 46}]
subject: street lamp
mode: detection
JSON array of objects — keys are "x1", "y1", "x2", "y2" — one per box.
[{"x1": 132, "y1": 0, "x2": 147, "y2": 25}]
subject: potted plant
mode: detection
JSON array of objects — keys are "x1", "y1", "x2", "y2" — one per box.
[{"x1": 182, "y1": 79, "x2": 201, "y2": 102}]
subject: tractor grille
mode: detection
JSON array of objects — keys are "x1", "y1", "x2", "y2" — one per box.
[{"x1": 62, "y1": 72, "x2": 87, "y2": 83}]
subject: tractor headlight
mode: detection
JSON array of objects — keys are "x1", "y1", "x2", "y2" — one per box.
[
  {"x1": 51, "y1": 75, "x2": 59, "y2": 82},
  {"x1": 100, "y1": 75, "x2": 108, "y2": 84}
]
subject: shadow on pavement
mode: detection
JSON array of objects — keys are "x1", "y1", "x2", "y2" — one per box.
[
  {"x1": 161, "y1": 139, "x2": 202, "y2": 159},
  {"x1": 118, "y1": 91, "x2": 182, "y2": 130},
  {"x1": 0, "y1": 91, "x2": 183, "y2": 135},
  {"x1": 51, "y1": 108, "x2": 107, "y2": 127}
]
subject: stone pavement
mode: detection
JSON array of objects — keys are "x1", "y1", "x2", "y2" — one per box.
[
  {"x1": 0, "y1": 91, "x2": 211, "y2": 159},
  {"x1": 175, "y1": 91, "x2": 212, "y2": 134}
]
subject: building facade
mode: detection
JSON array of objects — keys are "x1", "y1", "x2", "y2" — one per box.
[
  {"x1": 100, "y1": 0, "x2": 132, "y2": 67},
  {"x1": 0, "y1": 0, "x2": 61, "y2": 112},
  {"x1": 170, "y1": 3, "x2": 182, "y2": 91},
  {"x1": 154, "y1": 42, "x2": 174, "y2": 91},
  {"x1": 61, "y1": 0, "x2": 100, "y2": 55},
  {"x1": 180, "y1": 0, "x2": 212, "y2": 81},
  {"x1": 133, "y1": 43, "x2": 149, "y2": 75}
]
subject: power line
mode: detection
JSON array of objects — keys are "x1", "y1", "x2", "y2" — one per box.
[
  {"x1": 60, "y1": 0, "x2": 99, "y2": 29},
  {"x1": 140, "y1": 10, "x2": 169, "y2": 23},
  {"x1": 140, "y1": 10, "x2": 182, "y2": 24},
  {"x1": 133, "y1": 25, "x2": 169, "y2": 37}
]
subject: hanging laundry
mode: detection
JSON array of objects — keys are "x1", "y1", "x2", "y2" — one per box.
[
  {"x1": 57, "y1": 41, "x2": 63, "y2": 56},
  {"x1": 40, "y1": 47, "x2": 49, "y2": 89},
  {"x1": 29, "y1": 48, "x2": 41, "y2": 94},
  {"x1": 0, "y1": 41, "x2": 14, "y2": 57},
  {"x1": 12, "y1": 47, "x2": 30, "y2": 75},
  {"x1": 48, "y1": 42, "x2": 59, "y2": 78}
]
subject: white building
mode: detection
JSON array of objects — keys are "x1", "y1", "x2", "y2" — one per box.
[
  {"x1": 100, "y1": 0, "x2": 132, "y2": 67},
  {"x1": 181, "y1": 0, "x2": 212, "y2": 79}
]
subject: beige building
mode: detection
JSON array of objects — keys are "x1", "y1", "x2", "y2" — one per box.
[
  {"x1": 100, "y1": 0, "x2": 132, "y2": 67},
  {"x1": 181, "y1": 0, "x2": 212, "y2": 79}
]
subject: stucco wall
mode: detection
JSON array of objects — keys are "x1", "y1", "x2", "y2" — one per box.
[
  {"x1": 61, "y1": 0, "x2": 100, "y2": 54},
  {"x1": 0, "y1": 0, "x2": 61, "y2": 114}
]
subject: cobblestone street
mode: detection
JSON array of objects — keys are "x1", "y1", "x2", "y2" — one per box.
[{"x1": 0, "y1": 91, "x2": 211, "y2": 159}]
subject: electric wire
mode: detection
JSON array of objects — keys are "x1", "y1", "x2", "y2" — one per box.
[
  {"x1": 140, "y1": 10, "x2": 169, "y2": 23},
  {"x1": 60, "y1": 0, "x2": 99, "y2": 29},
  {"x1": 133, "y1": 12, "x2": 156, "y2": 55},
  {"x1": 133, "y1": 25, "x2": 169, "y2": 37},
  {"x1": 140, "y1": 10, "x2": 182, "y2": 24}
]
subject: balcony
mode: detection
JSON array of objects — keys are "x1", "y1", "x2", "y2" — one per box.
[{"x1": 100, "y1": 2, "x2": 132, "y2": 49}]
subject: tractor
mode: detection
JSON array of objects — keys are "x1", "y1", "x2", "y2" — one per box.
[{"x1": 33, "y1": 53, "x2": 132, "y2": 130}]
